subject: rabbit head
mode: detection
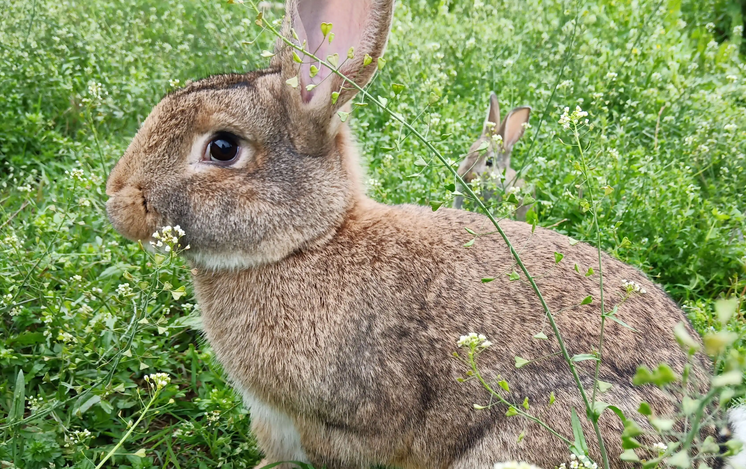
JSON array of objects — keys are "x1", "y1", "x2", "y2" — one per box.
[
  {"x1": 456, "y1": 93, "x2": 530, "y2": 190},
  {"x1": 106, "y1": 0, "x2": 395, "y2": 270}
]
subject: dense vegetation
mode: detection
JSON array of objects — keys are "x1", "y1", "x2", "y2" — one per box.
[{"x1": 1, "y1": 0, "x2": 745, "y2": 467}]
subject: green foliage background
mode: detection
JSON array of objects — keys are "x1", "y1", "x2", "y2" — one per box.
[{"x1": 1, "y1": 0, "x2": 745, "y2": 467}]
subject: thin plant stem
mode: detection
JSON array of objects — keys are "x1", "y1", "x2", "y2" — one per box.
[
  {"x1": 94, "y1": 391, "x2": 159, "y2": 469},
  {"x1": 248, "y1": 5, "x2": 611, "y2": 468},
  {"x1": 572, "y1": 124, "x2": 607, "y2": 405}
]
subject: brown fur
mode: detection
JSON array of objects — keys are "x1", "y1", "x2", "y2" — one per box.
[{"x1": 106, "y1": 1, "x2": 710, "y2": 467}]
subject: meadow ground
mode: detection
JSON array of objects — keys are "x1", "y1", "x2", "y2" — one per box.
[{"x1": 1, "y1": 0, "x2": 745, "y2": 467}]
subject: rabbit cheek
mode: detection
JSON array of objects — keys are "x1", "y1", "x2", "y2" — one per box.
[{"x1": 106, "y1": 185, "x2": 159, "y2": 242}]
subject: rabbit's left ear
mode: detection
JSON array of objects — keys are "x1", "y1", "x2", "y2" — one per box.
[
  {"x1": 276, "y1": 0, "x2": 395, "y2": 111},
  {"x1": 499, "y1": 107, "x2": 531, "y2": 151},
  {"x1": 482, "y1": 92, "x2": 501, "y2": 135}
]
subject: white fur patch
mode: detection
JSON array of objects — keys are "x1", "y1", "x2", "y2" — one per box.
[
  {"x1": 242, "y1": 390, "x2": 309, "y2": 463},
  {"x1": 727, "y1": 406, "x2": 746, "y2": 469}
]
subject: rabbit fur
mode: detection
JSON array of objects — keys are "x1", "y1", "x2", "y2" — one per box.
[
  {"x1": 453, "y1": 93, "x2": 531, "y2": 221},
  {"x1": 105, "y1": 0, "x2": 735, "y2": 468}
]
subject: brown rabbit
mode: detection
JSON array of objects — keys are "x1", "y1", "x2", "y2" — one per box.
[
  {"x1": 454, "y1": 94, "x2": 531, "y2": 221},
  {"x1": 105, "y1": 1, "x2": 736, "y2": 468}
]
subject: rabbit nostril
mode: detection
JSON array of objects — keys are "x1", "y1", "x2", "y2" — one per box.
[{"x1": 485, "y1": 158, "x2": 493, "y2": 167}]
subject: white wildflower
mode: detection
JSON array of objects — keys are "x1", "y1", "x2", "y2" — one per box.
[
  {"x1": 653, "y1": 442, "x2": 667, "y2": 451},
  {"x1": 457, "y1": 332, "x2": 492, "y2": 349},
  {"x1": 116, "y1": 283, "x2": 134, "y2": 297},
  {"x1": 144, "y1": 372, "x2": 171, "y2": 390},
  {"x1": 622, "y1": 279, "x2": 647, "y2": 294}
]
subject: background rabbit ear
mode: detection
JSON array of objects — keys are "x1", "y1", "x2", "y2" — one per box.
[
  {"x1": 278, "y1": 0, "x2": 395, "y2": 111},
  {"x1": 499, "y1": 106, "x2": 531, "y2": 151},
  {"x1": 482, "y1": 92, "x2": 501, "y2": 135}
]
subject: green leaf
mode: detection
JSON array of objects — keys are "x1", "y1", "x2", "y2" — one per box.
[
  {"x1": 391, "y1": 83, "x2": 405, "y2": 94},
  {"x1": 464, "y1": 227, "x2": 476, "y2": 235},
  {"x1": 632, "y1": 364, "x2": 678, "y2": 387},
  {"x1": 498, "y1": 380, "x2": 510, "y2": 392},
  {"x1": 508, "y1": 271, "x2": 520, "y2": 281},
  {"x1": 430, "y1": 201, "x2": 443, "y2": 211},
  {"x1": 569, "y1": 238, "x2": 580, "y2": 246},
  {"x1": 473, "y1": 404, "x2": 488, "y2": 410},
  {"x1": 377, "y1": 57, "x2": 387, "y2": 70},
  {"x1": 292, "y1": 51, "x2": 302, "y2": 63},
  {"x1": 337, "y1": 111, "x2": 349, "y2": 122},
  {"x1": 622, "y1": 437, "x2": 642, "y2": 449},
  {"x1": 712, "y1": 370, "x2": 742, "y2": 387},
  {"x1": 99, "y1": 400, "x2": 114, "y2": 414},
  {"x1": 309, "y1": 65, "x2": 319, "y2": 78},
  {"x1": 571, "y1": 353, "x2": 597, "y2": 362},
  {"x1": 622, "y1": 419, "x2": 644, "y2": 438},
  {"x1": 715, "y1": 298, "x2": 738, "y2": 325},
  {"x1": 554, "y1": 252, "x2": 564, "y2": 264},
  {"x1": 701, "y1": 436, "x2": 720, "y2": 454},
  {"x1": 260, "y1": 50, "x2": 275, "y2": 58},
  {"x1": 77, "y1": 395, "x2": 101, "y2": 417},
  {"x1": 548, "y1": 391, "x2": 555, "y2": 405},
  {"x1": 505, "y1": 406, "x2": 518, "y2": 417},
  {"x1": 620, "y1": 449, "x2": 640, "y2": 462},
  {"x1": 463, "y1": 239, "x2": 475, "y2": 248},
  {"x1": 574, "y1": 263, "x2": 580, "y2": 273},
  {"x1": 667, "y1": 451, "x2": 690, "y2": 468},
  {"x1": 650, "y1": 418, "x2": 675, "y2": 432},
  {"x1": 673, "y1": 322, "x2": 701, "y2": 353},
  {"x1": 9, "y1": 369, "x2": 25, "y2": 422},
  {"x1": 522, "y1": 397, "x2": 529, "y2": 410},
  {"x1": 363, "y1": 54, "x2": 373, "y2": 66},
  {"x1": 580, "y1": 295, "x2": 593, "y2": 305},
  {"x1": 514, "y1": 356, "x2": 530, "y2": 368},
  {"x1": 285, "y1": 76, "x2": 299, "y2": 88},
  {"x1": 481, "y1": 277, "x2": 495, "y2": 283},
  {"x1": 703, "y1": 330, "x2": 738, "y2": 356},
  {"x1": 596, "y1": 380, "x2": 612, "y2": 393},
  {"x1": 533, "y1": 332, "x2": 548, "y2": 340},
  {"x1": 327, "y1": 32, "x2": 335, "y2": 44},
  {"x1": 171, "y1": 286, "x2": 186, "y2": 300},
  {"x1": 637, "y1": 402, "x2": 652, "y2": 416},
  {"x1": 327, "y1": 53, "x2": 339, "y2": 68},
  {"x1": 320, "y1": 22, "x2": 332, "y2": 37},
  {"x1": 584, "y1": 267, "x2": 594, "y2": 277},
  {"x1": 682, "y1": 396, "x2": 699, "y2": 415},
  {"x1": 570, "y1": 408, "x2": 589, "y2": 455}
]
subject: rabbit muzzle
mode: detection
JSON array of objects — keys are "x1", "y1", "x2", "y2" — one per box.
[{"x1": 106, "y1": 184, "x2": 160, "y2": 244}]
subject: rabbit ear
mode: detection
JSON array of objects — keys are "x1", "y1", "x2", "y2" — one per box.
[
  {"x1": 482, "y1": 92, "x2": 501, "y2": 135},
  {"x1": 277, "y1": 0, "x2": 395, "y2": 111},
  {"x1": 499, "y1": 106, "x2": 531, "y2": 151}
]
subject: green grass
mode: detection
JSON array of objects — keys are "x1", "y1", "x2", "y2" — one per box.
[{"x1": 1, "y1": 0, "x2": 745, "y2": 467}]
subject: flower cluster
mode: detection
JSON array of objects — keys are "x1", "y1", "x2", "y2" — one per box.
[
  {"x1": 556, "y1": 453, "x2": 598, "y2": 469},
  {"x1": 622, "y1": 279, "x2": 647, "y2": 295},
  {"x1": 144, "y1": 372, "x2": 171, "y2": 390},
  {"x1": 457, "y1": 332, "x2": 492, "y2": 349},
  {"x1": 150, "y1": 225, "x2": 189, "y2": 253},
  {"x1": 559, "y1": 106, "x2": 589, "y2": 130},
  {"x1": 64, "y1": 429, "x2": 92, "y2": 448},
  {"x1": 116, "y1": 283, "x2": 134, "y2": 297}
]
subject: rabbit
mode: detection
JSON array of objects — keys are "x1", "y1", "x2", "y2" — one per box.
[
  {"x1": 105, "y1": 0, "x2": 740, "y2": 468},
  {"x1": 454, "y1": 93, "x2": 531, "y2": 221}
]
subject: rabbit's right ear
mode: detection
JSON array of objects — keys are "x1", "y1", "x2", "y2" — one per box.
[
  {"x1": 482, "y1": 92, "x2": 501, "y2": 135},
  {"x1": 274, "y1": 0, "x2": 395, "y2": 114}
]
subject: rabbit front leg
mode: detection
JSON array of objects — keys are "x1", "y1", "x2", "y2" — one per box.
[{"x1": 243, "y1": 390, "x2": 310, "y2": 468}]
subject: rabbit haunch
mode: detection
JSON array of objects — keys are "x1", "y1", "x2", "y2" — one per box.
[{"x1": 104, "y1": 0, "x2": 728, "y2": 468}]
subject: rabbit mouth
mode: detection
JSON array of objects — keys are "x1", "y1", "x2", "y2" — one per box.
[{"x1": 106, "y1": 185, "x2": 160, "y2": 243}]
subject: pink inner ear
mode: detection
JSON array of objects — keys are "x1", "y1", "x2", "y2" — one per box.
[{"x1": 295, "y1": 0, "x2": 372, "y2": 102}]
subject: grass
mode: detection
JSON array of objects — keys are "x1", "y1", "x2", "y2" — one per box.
[{"x1": 1, "y1": 0, "x2": 745, "y2": 467}]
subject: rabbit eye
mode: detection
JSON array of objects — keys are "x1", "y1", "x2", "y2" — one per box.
[{"x1": 208, "y1": 134, "x2": 239, "y2": 162}]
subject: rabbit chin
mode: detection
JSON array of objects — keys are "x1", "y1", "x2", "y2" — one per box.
[{"x1": 184, "y1": 248, "x2": 285, "y2": 271}]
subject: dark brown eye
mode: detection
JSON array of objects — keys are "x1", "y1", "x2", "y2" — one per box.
[{"x1": 208, "y1": 134, "x2": 239, "y2": 162}]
